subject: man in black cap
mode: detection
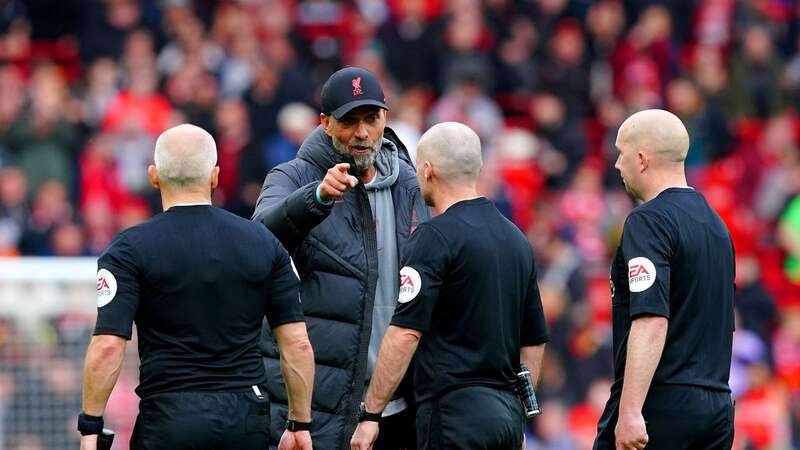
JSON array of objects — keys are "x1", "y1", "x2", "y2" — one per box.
[{"x1": 253, "y1": 67, "x2": 430, "y2": 450}]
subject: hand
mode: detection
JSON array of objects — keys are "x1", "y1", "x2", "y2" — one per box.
[
  {"x1": 279, "y1": 430, "x2": 313, "y2": 450},
  {"x1": 350, "y1": 421, "x2": 379, "y2": 450},
  {"x1": 80, "y1": 434, "x2": 98, "y2": 450},
  {"x1": 319, "y1": 163, "x2": 358, "y2": 202},
  {"x1": 615, "y1": 411, "x2": 648, "y2": 450}
]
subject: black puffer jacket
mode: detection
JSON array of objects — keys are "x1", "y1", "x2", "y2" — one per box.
[{"x1": 252, "y1": 125, "x2": 429, "y2": 449}]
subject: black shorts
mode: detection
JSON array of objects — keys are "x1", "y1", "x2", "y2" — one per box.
[
  {"x1": 416, "y1": 386, "x2": 524, "y2": 450},
  {"x1": 131, "y1": 387, "x2": 270, "y2": 450},
  {"x1": 594, "y1": 385, "x2": 734, "y2": 450}
]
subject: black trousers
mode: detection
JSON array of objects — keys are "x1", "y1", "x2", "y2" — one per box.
[
  {"x1": 130, "y1": 388, "x2": 270, "y2": 450},
  {"x1": 416, "y1": 386, "x2": 524, "y2": 450},
  {"x1": 594, "y1": 385, "x2": 734, "y2": 450},
  {"x1": 375, "y1": 406, "x2": 417, "y2": 450}
]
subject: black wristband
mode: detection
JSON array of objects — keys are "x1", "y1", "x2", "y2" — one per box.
[
  {"x1": 285, "y1": 419, "x2": 312, "y2": 432},
  {"x1": 77, "y1": 412, "x2": 104, "y2": 436},
  {"x1": 357, "y1": 402, "x2": 382, "y2": 423}
]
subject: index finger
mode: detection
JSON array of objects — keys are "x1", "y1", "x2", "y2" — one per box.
[{"x1": 335, "y1": 163, "x2": 351, "y2": 173}]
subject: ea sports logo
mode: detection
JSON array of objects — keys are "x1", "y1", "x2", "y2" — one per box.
[
  {"x1": 627, "y1": 257, "x2": 656, "y2": 292},
  {"x1": 398, "y1": 266, "x2": 421, "y2": 303},
  {"x1": 96, "y1": 268, "x2": 118, "y2": 307}
]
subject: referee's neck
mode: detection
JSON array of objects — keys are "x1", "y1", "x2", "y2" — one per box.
[
  {"x1": 641, "y1": 173, "x2": 689, "y2": 203},
  {"x1": 434, "y1": 189, "x2": 481, "y2": 214},
  {"x1": 159, "y1": 190, "x2": 213, "y2": 211}
]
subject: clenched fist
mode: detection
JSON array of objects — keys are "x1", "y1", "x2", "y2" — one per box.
[{"x1": 319, "y1": 163, "x2": 359, "y2": 202}]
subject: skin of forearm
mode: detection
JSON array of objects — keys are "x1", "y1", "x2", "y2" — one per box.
[
  {"x1": 619, "y1": 315, "x2": 668, "y2": 416},
  {"x1": 520, "y1": 344, "x2": 546, "y2": 389},
  {"x1": 364, "y1": 325, "x2": 421, "y2": 413},
  {"x1": 275, "y1": 322, "x2": 315, "y2": 422},
  {"x1": 82, "y1": 335, "x2": 126, "y2": 416}
]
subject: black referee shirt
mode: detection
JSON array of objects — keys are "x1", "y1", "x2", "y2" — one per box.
[
  {"x1": 609, "y1": 187, "x2": 734, "y2": 395},
  {"x1": 391, "y1": 197, "x2": 549, "y2": 403},
  {"x1": 94, "y1": 205, "x2": 304, "y2": 398}
]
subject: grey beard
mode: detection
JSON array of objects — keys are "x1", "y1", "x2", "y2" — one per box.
[{"x1": 332, "y1": 135, "x2": 382, "y2": 172}]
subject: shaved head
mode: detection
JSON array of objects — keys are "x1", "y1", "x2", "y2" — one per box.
[
  {"x1": 154, "y1": 124, "x2": 217, "y2": 187},
  {"x1": 617, "y1": 109, "x2": 690, "y2": 163},
  {"x1": 417, "y1": 122, "x2": 482, "y2": 186}
]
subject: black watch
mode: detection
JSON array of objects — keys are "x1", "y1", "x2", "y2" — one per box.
[
  {"x1": 285, "y1": 419, "x2": 312, "y2": 432},
  {"x1": 357, "y1": 402, "x2": 382, "y2": 423},
  {"x1": 77, "y1": 412, "x2": 104, "y2": 436}
]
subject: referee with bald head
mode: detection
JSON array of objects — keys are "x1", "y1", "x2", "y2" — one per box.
[
  {"x1": 350, "y1": 122, "x2": 549, "y2": 450},
  {"x1": 594, "y1": 109, "x2": 735, "y2": 450},
  {"x1": 79, "y1": 124, "x2": 315, "y2": 450}
]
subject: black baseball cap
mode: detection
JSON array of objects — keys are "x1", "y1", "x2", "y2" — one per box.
[{"x1": 321, "y1": 67, "x2": 388, "y2": 119}]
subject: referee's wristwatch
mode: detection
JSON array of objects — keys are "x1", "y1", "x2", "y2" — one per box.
[
  {"x1": 285, "y1": 419, "x2": 312, "y2": 432},
  {"x1": 77, "y1": 412, "x2": 104, "y2": 435},
  {"x1": 357, "y1": 402, "x2": 382, "y2": 423}
]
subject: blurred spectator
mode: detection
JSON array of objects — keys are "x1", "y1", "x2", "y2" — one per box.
[
  {"x1": 526, "y1": 399, "x2": 578, "y2": 450},
  {"x1": 754, "y1": 113, "x2": 800, "y2": 222},
  {"x1": 18, "y1": 180, "x2": 73, "y2": 256},
  {"x1": 728, "y1": 24, "x2": 785, "y2": 119},
  {"x1": 102, "y1": 63, "x2": 171, "y2": 137},
  {"x1": 494, "y1": 16, "x2": 538, "y2": 94},
  {"x1": 4, "y1": 65, "x2": 79, "y2": 199},
  {"x1": 735, "y1": 255, "x2": 779, "y2": 348},
  {"x1": 80, "y1": 58, "x2": 120, "y2": 129},
  {"x1": 261, "y1": 102, "x2": 317, "y2": 172},
  {"x1": 435, "y1": 1, "x2": 496, "y2": 92},
  {"x1": 529, "y1": 92, "x2": 586, "y2": 187},
  {"x1": 730, "y1": 309, "x2": 769, "y2": 399},
  {"x1": 735, "y1": 362, "x2": 793, "y2": 449},
  {"x1": 428, "y1": 73, "x2": 503, "y2": 144},
  {"x1": 774, "y1": 307, "x2": 800, "y2": 392},
  {"x1": 612, "y1": 5, "x2": 674, "y2": 101},
  {"x1": 212, "y1": 99, "x2": 258, "y2": 216},
  {"x1": 666, "y1": 77, "x2": 731, "y2": 169},
  {"x1": 535, "y1": 19, "x2": 590, "y2": 118},
  {"x1": 586, "y1": 1, "x2": 625, "y2": 101},
  {"x1": 80, "y1": 0, "x2": 153, "y2": 64},
  {"x1": 0, "y1": 166, "x2": 27, "y2": 256},
  {"x1": 157, "y1": 14, "x2": 223, "y2": 76},
  {"x1": 378, "y1": 0, "x2": 438, "y2": 90}
]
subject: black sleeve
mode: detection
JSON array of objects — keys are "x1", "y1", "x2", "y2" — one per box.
[
  {"x1": 621, "y1": 211, "x2": 673, "y2": 319},
  {"x1": 521, "y1": 253, "x2": 549, "y2": 346},
  {"x1": 265, "y1": 237, "x2": 305, "y2": 329},
  {"x1": 94, "y1": 233, "x2": 140, "y2": 339},
  {"x1": 390, "y1": 224, "x2": 449, "y2": 332},
  {"x1": 252, "y1": 164, "x2": 333, "y2": 254}
]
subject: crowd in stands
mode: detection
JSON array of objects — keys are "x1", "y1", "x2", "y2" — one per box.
[{"x1": 1, "y1": 0, "x2": 800, "y2": 449}]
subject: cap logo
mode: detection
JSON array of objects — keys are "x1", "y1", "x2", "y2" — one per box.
[{"x1": 352, "y1": 77, "x2": 363, "y2": 96}]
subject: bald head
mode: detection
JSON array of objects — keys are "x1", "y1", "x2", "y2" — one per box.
[
  {"x1": 617, "y1": 109, "x2": 690, "y2": 163},
  {"x1": 417, "y1": 122, "x2": 482, "y2": 185},
  {"x1": 154, "y1": 124, "x2": 217, "y2": 187}
]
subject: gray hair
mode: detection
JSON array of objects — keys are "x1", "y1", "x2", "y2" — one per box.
[
  {"x1": 417, "y1": 122, "x2": 482, "y2": 184},
  {"x1": 154, "y1": 124, "x2": 217, "y2": 187}
]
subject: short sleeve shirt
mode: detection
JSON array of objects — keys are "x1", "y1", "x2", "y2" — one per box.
[
  {"x1": 93, "y1": 205, "x2": 304, "y2": 397},
  {"x1": 390, "y1": 198, "x2": 549, "y2": 402}
]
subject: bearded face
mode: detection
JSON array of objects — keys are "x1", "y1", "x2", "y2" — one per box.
[
  {"x1": 324, "y1": 107, "x2": 387, "y2": 172},
  {"x1": 331, "y1": 132, "x2": 383, "y2": 171}
]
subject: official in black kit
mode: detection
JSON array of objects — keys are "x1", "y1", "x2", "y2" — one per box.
[
  {"x1": 594, "y1": 110, "x2": 735, "y2": 450},
  {"x1": 79, "y1": 125, "x2": 315, "y2": 450},
  {"x1": 351, "y1": 122, "x2": 549, "y2": 450}
]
